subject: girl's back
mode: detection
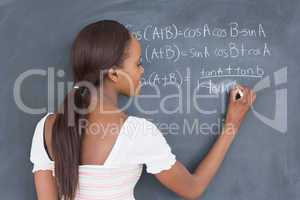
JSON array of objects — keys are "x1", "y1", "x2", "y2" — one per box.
[
  {"x1": 31, "y1": 112, "x2": 176, "y2": 200},
  {"x1": 44, "y1": 111, "x2": 129, "y2": 166}
]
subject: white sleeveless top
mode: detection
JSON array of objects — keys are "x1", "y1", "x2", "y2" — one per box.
[{"x1": 29, "y1": 112, "x2": 176, "y2": 200}]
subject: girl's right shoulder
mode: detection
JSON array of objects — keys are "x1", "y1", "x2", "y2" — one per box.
[
  {"x1": 125, "y1": 115, "x2": 176, "y2": 174},
  {"x1": 124, "y1": 115, "x2": 157, "y2": 136}
]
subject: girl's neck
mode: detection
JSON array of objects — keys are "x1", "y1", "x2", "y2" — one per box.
[{"x1": 90, "y1": 83, "x2": 121, "y2": 115}]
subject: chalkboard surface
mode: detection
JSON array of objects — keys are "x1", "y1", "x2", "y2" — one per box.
[{"x1": 1, "y1": 0, "x2": 299, "y2": 199}]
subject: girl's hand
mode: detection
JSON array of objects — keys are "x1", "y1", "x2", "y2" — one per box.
[{"x1": 225, "y1": 84, "x2": 256, "y2": 132}]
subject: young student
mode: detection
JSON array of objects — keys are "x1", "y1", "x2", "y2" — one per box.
[{"x1": 30, "y1": 20, "x2": 256, "y2": 200}]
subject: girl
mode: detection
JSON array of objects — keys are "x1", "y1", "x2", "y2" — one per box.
[{"x1": 30, "y1": 20, "x2": 256, "y2": 200}]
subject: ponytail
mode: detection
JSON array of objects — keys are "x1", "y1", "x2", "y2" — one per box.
[{"x1": 52, "y1": 85, "x2": 91, "y2": 200}]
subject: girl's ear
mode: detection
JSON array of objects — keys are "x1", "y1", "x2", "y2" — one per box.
[{"x1": 107, "y1": 67, "x2": 118, "y2": 83}]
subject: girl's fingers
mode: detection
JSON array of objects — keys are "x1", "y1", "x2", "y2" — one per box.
[
  {"x1": 240, "y1": 85, "x2": 255, "y2": 106},
  {"x1": 230, "y1": 84, "x2": 256, "y2": 106},
  {"x1": 231, "y1": 84, "x2": 242, "y2": 102},
  {"x1": 237, "y1": 85, "x2": 247, "y2": 104},
  {"x1": 230, "y1": 86, "x2": 238, "y2": 101}
]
